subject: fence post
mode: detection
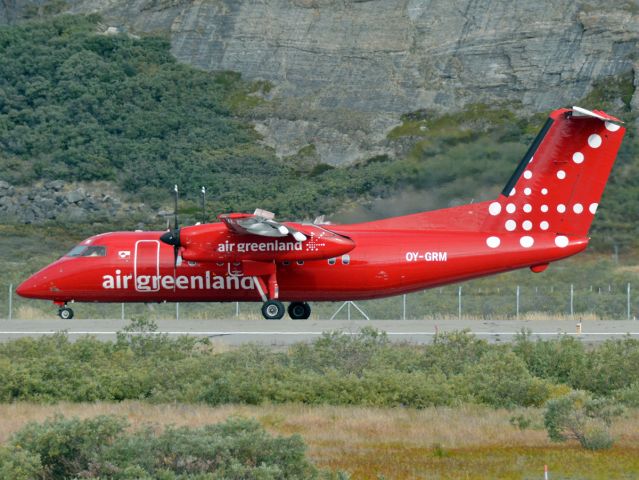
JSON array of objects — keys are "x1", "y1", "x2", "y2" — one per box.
[
  {"x1": 627, "y1": 283, "x2": 631, "y2": 320},
  {"x1": 458, "y1": 286, "x2": 462, "y2": 319},
  {"x1": 570, "y1": 284, "x2": 574, "y2": 318},
  {"x1": 235, "y1": 302, "x2": 239, "y2": 317},
  {"x1": 516, "y1": 285, "x2": 520, "y2": 319},
  {"x1": 402, "y1": 294, "x2": 406, "y2": 320},
  {"x1": 121, "y1": 303, "x2": 124, "y2": 321},
  {"x1": 176, "y1": 302, "x2": 179, "y2": 321},
  {"x1": 8, "y1": 284, "x2": 12, "y2": 321}
]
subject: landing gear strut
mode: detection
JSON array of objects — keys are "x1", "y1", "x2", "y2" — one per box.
[
  {"x1": 288, "y1": 302, "x2": 311, "y2": 320},
  {"x1": 58, "y1": 306, "x2": 74, "y2": 320},
  {"x1": 261, "y1": 300, "x2": 285, "y2": 320}
]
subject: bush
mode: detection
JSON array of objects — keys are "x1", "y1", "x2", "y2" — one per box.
[
  {"x1": 8, "y1": 415, "x2": 337, "y2": 479},
  {"x1": 0, "y1": 445, "x2": 43, "y2": 480},
  {"x1": 544, "y1": 391, "x2": 624, "y2": 450}
]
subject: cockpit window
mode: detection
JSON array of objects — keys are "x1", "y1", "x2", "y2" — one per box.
[
  {"x1": 66, "y1": 245, "x2": 106, "y2": 257},
  {"x1": 83, "y1": 246, "x2": 106, "y2": 257},
  {"x1": 66, "y1": 246, "x2": 87, "y2": 257}
]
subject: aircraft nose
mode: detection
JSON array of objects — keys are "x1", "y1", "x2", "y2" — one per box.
[{"x1": 16, "y1": 275, "x2": 46, "y2": 299}]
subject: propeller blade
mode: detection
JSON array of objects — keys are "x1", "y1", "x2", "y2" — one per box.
[
  {"x1": 173, "y1": 184, "x2": 179, "y2": 230},
  {"x1": 201, "y1": 186, "x2": 206, "y2": 224}
]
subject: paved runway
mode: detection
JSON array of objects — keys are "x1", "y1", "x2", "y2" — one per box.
[{"x1": 0, "y1": 318, "x2": 638, "y2": 344}]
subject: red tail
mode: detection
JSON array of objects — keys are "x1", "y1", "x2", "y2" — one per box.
[{"x1": 482, "y1": 107, "x2": 625, "y2": 236}]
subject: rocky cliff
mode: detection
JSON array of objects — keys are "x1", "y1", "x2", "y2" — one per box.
[{"x1": 2, "y1": 0, "x2": 638, "y2": 165}]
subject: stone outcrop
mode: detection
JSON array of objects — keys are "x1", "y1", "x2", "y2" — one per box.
[
  {"x1": 2, "y1": 0, "x2": 638, "y2": 164},
  {"x1": 0, "y1": 180, "x2": 146, "y2": 224}
]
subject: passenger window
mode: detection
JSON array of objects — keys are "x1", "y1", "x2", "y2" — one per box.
[
  {"x1": 328, "y1": 258, "x2": 336, "y2": 265},
  {"x1": 283, "y1": 261, "x2": 290, "y2": 266},
  {"x1": 296, "y1": 260, "x2": 304, "y2": 266},
  {"x1": 342, "y1": 254, "x2": 350, "y2": 265},
  {"x1": 81, "y1": 246, "x2": 106, "y2": 257}
]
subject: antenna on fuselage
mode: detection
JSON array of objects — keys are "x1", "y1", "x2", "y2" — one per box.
[{"x1": 200, "y1": 186, "x2": 206, "y2": 224}]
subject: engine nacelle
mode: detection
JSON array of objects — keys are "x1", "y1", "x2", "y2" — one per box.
[{"x1": 178, "y1": 223, "x2": 355, "y2": 263}]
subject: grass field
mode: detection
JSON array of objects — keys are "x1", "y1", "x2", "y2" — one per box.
[{"x1": 2, "y1": 402, "x2": 638, "y2": 479}]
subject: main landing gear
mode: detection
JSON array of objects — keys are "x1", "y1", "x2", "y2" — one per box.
[{"x1": 261, "y1": 301, "x2": 311, "y2": 320}]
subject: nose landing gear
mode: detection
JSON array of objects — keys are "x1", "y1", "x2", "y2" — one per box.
[{"x1": 58, "y1": 306, "x2": 74, "y2": 320}]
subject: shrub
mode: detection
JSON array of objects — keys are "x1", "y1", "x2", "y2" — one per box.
[
  {"x1": 456, "y1": 349, "x2": 551, "y2": 408},
  {"x1": 0, "y1": 445, "x2": 43, "y2": 480},
  {"x1": 8, "y1": 415, "x2": 338, "y2": 479},
  {"x1": 544, "y1": 391, "x2": 624, "y2": 450}
]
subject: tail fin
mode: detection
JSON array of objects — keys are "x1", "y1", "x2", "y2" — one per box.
[{"x1": 482, "y1": 106, "x2": 625, "y2": 236}]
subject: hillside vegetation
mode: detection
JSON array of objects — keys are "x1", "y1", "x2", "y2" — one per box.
[{"x1": 1, "y1": 15, "x2": 637, "y2": 250}]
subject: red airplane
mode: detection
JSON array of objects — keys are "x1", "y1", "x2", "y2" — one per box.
[{"x1": 17, "y1": 106, "x2": 625, "y2": 320}]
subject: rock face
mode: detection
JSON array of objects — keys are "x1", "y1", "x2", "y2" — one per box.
[
  {"x1": 0, "y1": 180, "x2": 145, "y2": 224},
  {"x1": 3, "y1": 0, "x2": 638, "y2": 164}
]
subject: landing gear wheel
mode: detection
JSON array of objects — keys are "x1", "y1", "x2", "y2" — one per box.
[
  {"x1": 288, "y1": 302, "x2": 311, "y2": 320},
  {"x1": 58, "y1": 307, "x2": 74, "y2": 320},
  {"x1": 262, "y1": 300, "x2": 285, "y2": 320}
]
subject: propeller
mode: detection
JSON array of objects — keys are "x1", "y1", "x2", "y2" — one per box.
[
  {"x1": 160, "y1": 185, "x2": 181, "y2": 277},
  {"x1": 200, "y1": 186, "x2": 206, "y2": 224}
]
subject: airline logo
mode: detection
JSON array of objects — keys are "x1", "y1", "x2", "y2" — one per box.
[{"x1": 102, "y1": 270, "x2": 255, "y2": 292}]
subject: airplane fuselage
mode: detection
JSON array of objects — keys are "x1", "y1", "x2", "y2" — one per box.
[{"x1": 18, "y1": 226, "x2": 586, "y2": 304}]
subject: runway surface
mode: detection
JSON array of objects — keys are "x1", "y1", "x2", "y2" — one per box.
[{"x1": 0, "y1": 318, "x2": 638, "y2": 344}]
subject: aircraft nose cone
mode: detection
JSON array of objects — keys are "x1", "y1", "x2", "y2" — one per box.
[{"x1": 16, "y1": 275, "x2": 43, "y2": 298}]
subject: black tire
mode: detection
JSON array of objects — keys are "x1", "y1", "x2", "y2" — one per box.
[
  {"x1": 58, "y1": 307, "x2": 74, "y2": 320},
  {"x1": 288, "y1": 302, "x2": 311, "y2": 320},
  {"x1": 262, "y1": 300, "x2": 285, "y2": 320}
]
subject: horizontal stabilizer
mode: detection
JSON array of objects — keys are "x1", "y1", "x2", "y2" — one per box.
[{"x1": 571, "y1": 106, "x2": 623, "y2": 123}]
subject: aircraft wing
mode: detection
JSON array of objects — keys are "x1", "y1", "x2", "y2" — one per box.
[{"x1": 218, "y1": 209, "x2": 307, "y2": 242}]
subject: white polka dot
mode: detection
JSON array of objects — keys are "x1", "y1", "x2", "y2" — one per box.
[
  {"x1": 557, "y1": 204, "x2": 566, "y2": 213},
  {"x1": 605, "y1": 121, "x2": 620, "y2": 132},
  {"x1": 520, "y1": 236, "x2": 534, "y2": 248},
  {"x1": 529, "y1": 156, "x2": 534, "y2": 163},
  {"x1": 523, "y1": 204, "x2": 532, "y2": 213},
  {"x1": 524, "y1": 187, "x2": 532, "y2": 195},
  {"x1": 523, "y1": 220, "x2": 532, "y2": 231},
  {"x1": 541, "y1": 188, "x2": 548, "y2": 195},
  {"x1": 505, "y1": 220, "x2": 517, "y2": 231},
  {"x1": 489, "y1": 202, "x2": 501, "y2": 216},
  {"x1": 555, "y1": 236, "x2": 569, "y2": 248},
  {"x1": 573, "y1": 203, "x2": 583, "y2": 214},
  {"x1": 506, "y1": 203, "x2": 516, "y2": 214},
  {"x1": 524, "y1": 170, "x2": 532, "y2": 179},
  {"x1": 588, "y1": 134, "x2": 602, "y2": 148},
  {"x1": 572, "y1": 152, "x2": 584, "y2": 164},
  {"x1": 557, "y1": 170, "x2": 566, "y2": 180},
  {"x1": 486, "y1": 236, "x2": 500, "y2": 248},
  {"x1": 541, "y1": 204, "x2": 549, "y2": 213},
  {"x1": 589, "y1": 203, "x2": 598, "y2": 214},
  {"x1": 510, "y1": 188, "x2": 516, "y2": 196},
  {"x1": 540, "y1": 221, "x2": 549, "y2": 230}
]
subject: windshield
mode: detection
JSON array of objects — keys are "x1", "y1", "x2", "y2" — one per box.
[{"x1": 65, "y1": 245, "x2": 107, "y2": 257}]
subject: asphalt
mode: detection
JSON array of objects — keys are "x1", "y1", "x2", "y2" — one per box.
[{"x1": 0, "y1": 318, "x2": 638, "y2": 344}]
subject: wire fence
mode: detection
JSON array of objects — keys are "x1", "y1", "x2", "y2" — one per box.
[{"x1": 1, "y1": 282, "x2": 637, "y2": 321}]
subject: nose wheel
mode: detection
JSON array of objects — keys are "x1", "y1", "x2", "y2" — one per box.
[
  {"x1": 288, "y1": 302, "x2": 311, "y2": 320},
  {"x1": 58, "y1": 306, "x2": 74, "y2": 320},
  {"x1": 261, "y1": 300, "x2": 285, "y2": 320}
]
